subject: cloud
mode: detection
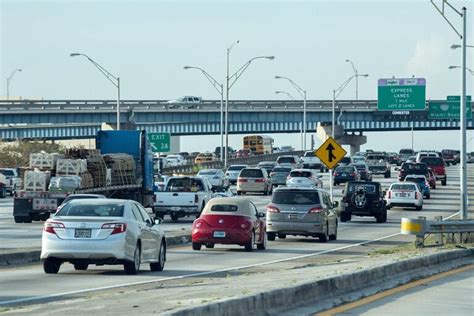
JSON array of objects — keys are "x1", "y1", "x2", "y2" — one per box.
[{"x1": 405, "y1": 34, "x2": 449, "y2": 77}]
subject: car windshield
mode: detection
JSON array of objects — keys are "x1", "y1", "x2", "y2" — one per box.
[
  {"x1": 166, "y1": 178, "x2": 203, "y2": 191},
  {"x1": 198, "y1": 170, "x2": 217, "y2": 175},
  {"x1": 277, "y1": 157, "x2": 295, "y2": 164},
  {"x1": 210, "y1": 204, "x2": 238, "y2": 212},
  {"x1": 0, "y1": 169, "x2": 15, "y2": 176},
  {"x1": 56, "y1": 203, "x2": 124, "y2": 217},
  {"x1": 304, "y1": 152, "x2": 314, "y2": 157},
  {"x1": 348, "y1": 184, "x2": 377, "y2": 194},
  {"x1": 272, "y1": 167, "x2": 291, "y2": 173},
  {"x1": 290, "y1": 171, "x2": 312, "y2": 178},
  {"x1": 402, "y1": 163, "x2": 428, "y2": 171},
  {"x1": 272, "y1": 190, "x2": 320, "y2": 204},
  {"x1": 240, "y1": 169, "x2": 263, "y2": 177},
  {"x1": 336, "y1": 167, "x2": 355, "y2": 172},
  {"x1": 228, "y1": 165, "x2": 246, "y2": 171},
  {"x1": 391, "y1": 184, "x2": 417, "y2": 191}
]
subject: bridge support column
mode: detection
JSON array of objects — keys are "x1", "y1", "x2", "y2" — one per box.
[{"x1": 337, "y1": 134, "x2": 367, "y2": 156}]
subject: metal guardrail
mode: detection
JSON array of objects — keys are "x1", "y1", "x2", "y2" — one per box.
[
  {"x1": 161, "y1": 150, "x2": 306, "y2": 175},
  {"x1": 401, "y1": 216, "x2": 474, "y2": 248}
]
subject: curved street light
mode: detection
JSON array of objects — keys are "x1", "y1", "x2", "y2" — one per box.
[
  {"x1": 224, "y1": 41, "x2": 274, "y2": 167},
  {"x1": 275, "y1": 75, "x2": 307, "y2": 150},
  {"x1": 184, "y1": 65, "x2": 224, "y2": 161},
  {"x1": 449, "y1": 65, "x2": 474, "y2": 75},
  {"x1": 70, "y1": 53, "x2": 121, "y2": 130},
  {"x1": 345, "y1": 59, "x2": 365, "y2": 101},
  {"x1": 6, "y1": 68, "x2": 22, "y2": 100}
]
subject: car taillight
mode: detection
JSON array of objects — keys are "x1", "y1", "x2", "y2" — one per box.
[
  {"x1": 195, "y1": 194, "x2": 199, "y2": 203},
  {"x1": 308, "y1": 207, "x2": 324, "y2": 214},
  {"x1": 266, "y1": 205, "x2": 280, "y2": 213},
  {"x1": 238, "y1": 178, "x2": 247, "y2": 183},
  {"x1": 388, "y1": 191, "x2": 391, "y2": 199},
  {"x1": 101, "y1": 223, "x2": 127, "y2": 235},
  {"x1": 270, "y1": 172, "x2": 275, "y2": 177},
  {"x1": 240, "y1": 222, "x2": 249, "y2": 229},
  {"x1": 415, "y1": 192, "x2": 419, "y2": 199},
  {"x1": 194, "y1": 219, "x2": 204, "y2": 228},
  {"x1": 255, "y1": 178, "x2": 265, "y2": 183},
  {"x1": 44, "y1": 221, "x2": 65, "y2": 234}
]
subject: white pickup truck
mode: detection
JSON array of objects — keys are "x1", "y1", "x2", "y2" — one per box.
[
  {"x1": 0, "y1": 168, "x2": 22, "y2": 196},
  {"x1": 299, "y1": 151, "x2": 324, "y2": 172},
  {"x1": 153, "y1": 176, "x2": 214, "y2": 222}
]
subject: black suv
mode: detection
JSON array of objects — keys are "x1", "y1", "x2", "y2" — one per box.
[{"x1": 339, "y1": 181, "x2": 387, "y2": 223}]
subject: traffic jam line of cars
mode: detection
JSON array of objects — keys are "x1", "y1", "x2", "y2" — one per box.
[{"x1": 37, "y1": 150, "x2": 452, "y2": 275}]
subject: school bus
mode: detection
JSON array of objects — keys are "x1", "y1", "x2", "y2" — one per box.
[{"x1": 243, "y1": 135, "x2": 274, "y2": 155}]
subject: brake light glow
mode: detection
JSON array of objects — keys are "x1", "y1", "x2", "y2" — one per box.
[
  {"x1": 415, "y1": 192, "x2": 419, "y2": 199},
  {"x1": 308, "y1": 207, "x2": 324, "y2": 214},
  {"x1": 240, "y1": 223, "x2": 248, "y2": 229},
  {"x1": 388, "y1": 191, "x2": 391, "y2": 199},
  {"x1": 266, "y1": 205, "x2": 280, "y2": 213},
  {"x1": 44, "y1": 221, "x2": 65, "y2": 234},
  {"x1": 101, "y1": 223, "x2": 127, "y2": 235},
  {"x1": 238, "y1": 178, "x2": 248, "y2": 183},
  {"x1": 255, "y1": 178, "x2": 265, "y2": 183}
]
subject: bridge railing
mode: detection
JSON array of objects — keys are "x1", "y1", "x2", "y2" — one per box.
[{"x1": 161, "y1": 150, "x2": 306, "y2": 175}]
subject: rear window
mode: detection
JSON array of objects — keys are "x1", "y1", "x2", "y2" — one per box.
[
  {"x1": 272, "y1": 190, "x2": 320, "y2": 205},
  {"x1": 210, "y1": 204, "x2": 238, "y2": 212},
  {"x1": 336, "y1": 166, "x2": 356, "y2": 173},
  {"x1": 56, "y1": 203, "x2": 124, "y2": 217},
  {"x1": 367, "y1": 155, "x2": 385, "y2": 160},
  {"x1": 420, "y1": 157, "x2": 444, "y2": 166},
  {"x1": 352, "y1": 164, "x2": 366, "y2": 170},
  {"x1": 402, "y1": 163, "x2": 428, "y2": 171},
  {"x1": 228, "y1": 165, "x2": 246, "y2": 171},
  {"x1": 166, "y1": 178, "x2": 203, "y2": 192},
  {"x1": 277, "y1": 157, "x2": 296, "y2": 164},
  {"x1": 0, "y1": 169, "x2": 15, "y2": 176},
  {"x1": 198, "y1": 170, "x2": 217, "y2": 175},
  {"x1": 399, "y1": 149, "x2": 414, "y2": 155},
  {"x1": 304, "y1": 152, "x2": 314, "y2": 157},
  {"x1": 340, "y1": 157, "x2": 351, "y2": 163},
  {"x1": 289, "y1": 171, "x2": 312, "y2": 178},
  {"x1": 391, "y1": 184, "x2": 417, "y2": 191},
  {"x1": 405, "y1": 177, "x2": 425, "y2": 183},
  {"x1": 272, "y1": 167, "x2": 291, "y2": 173},
  {"x1": 239, "y1": 169, "x2": 263, "y2": 178}
]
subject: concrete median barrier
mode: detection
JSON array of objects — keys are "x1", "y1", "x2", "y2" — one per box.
[{"x1": 167, "y1": 248, "x2": 473, "y2": 316}]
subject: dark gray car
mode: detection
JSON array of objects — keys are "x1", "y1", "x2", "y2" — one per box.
[
  {"x1": 269, "y1": 166, "x2": 292, "y2": 187},
  {"x1": 266, "y1": 187, "x2": 338, "y2": 242}
]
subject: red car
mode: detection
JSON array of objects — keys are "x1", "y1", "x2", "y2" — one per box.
[
  {"x1": 236, "y1": 149, "x2": 253, "y2": 158},
  {"x1": 427, "y1": 168, "x2": 437, "y2": 189},
  {"x1": 191, "y1": 197, "x2": 267, "y2": 251},
  {"x1": 420, "y1": 157, "x2": 447, "y2": 186}
]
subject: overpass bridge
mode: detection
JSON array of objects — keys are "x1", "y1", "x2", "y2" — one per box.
[{"x1": 0, "y1": 99, "x2": 472, "y2": 140}]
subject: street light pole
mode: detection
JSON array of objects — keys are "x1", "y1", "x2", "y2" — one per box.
[
  {"x1": 329, "y1": 73, "x2": 369, "y2": 200},
  {"x1": 70, "y1": 53, "x2": 121, "y2": 130},
  {"x1": 346, "y1": 59, "x2": 360, "y2": 101},
  {"x1": 6, "y1": 68, "x2": 22, "y2": 100},
  {"x1": 183, "y1": 65, "x2": 224, "y2": 161},
  {"x1": 274, "y1": 76, "x2": 307, "y2": 150}
]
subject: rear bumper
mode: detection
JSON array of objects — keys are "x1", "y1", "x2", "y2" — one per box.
[
  {"x1": 192, "y1": 228, "x2": 251, "y2": 245},
  {"x1": 386, "y1": 198, "x2": 422, "y2": 208},
  {"x1": 154, "y1": 205, "x2": 199, "y2": 215},
  {"x1": 266, "y1": 221, "x2": 325, "y2": 236}
]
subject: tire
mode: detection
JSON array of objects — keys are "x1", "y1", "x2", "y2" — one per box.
[
  {"x1": 267, "y1": 232, "x2": 276, "y2": 241},
  {"x1": 150, "y1": 242, "x2": 166, "y2": 272},
  {"x1": 341, "y1": 212, "x2": 351, "y2": 222},
  {"x1": 237, "y1": 191, "x2": 242, "y2": 196},
  {"x1": 43, "y1": 258, "x2": 61, "y2": 274},
  {"x1": 245, "y1": 232, "x2": 255, "y2": 252},
  {"x1": 376, "y1": 212, "x2": 384, "y2": 223},
  {"x1": 278, "y1": 234, "x2": 286, "y2": 239},
  {"x1": 192, "y1": 242, "x2": 202, "y2": 251},
  {"x1": 257, "y1": 231, "x2": 267, "y2": 250},
  {"x1": 384, "y1": 171, "x2": 390, "y2": 178},
  {"x1": 416, "y1": 205, "x2": 423, "y2": 211},
  {"x1": 170, "y1": 214, "x2": 179, "y2": 222},
  {"x1": 329, "y1": 221, "x2": 337, "y2": 240},
  {"x1": 0, "y1": 187, "x2": 6, "y2": 198},
  {"x1": 383, "y1": 210, "x2": 388, "y2": 223},
  {"x1": 205, "y1": 243, "x2": 215, "y2": 249},
  {"x1": 442, "y1": 179, "x2": 447, "y2": 186},
  {"x1": 124, "y1": 245, "x2": 141, "y2": 275},
  {"x1": 73, "y1": 262, "x2": 89, "y2": 271},
  {"x1": 319, "y1": 229, "x2": 328, "y2": 243},
  {"x1": 14, "y1": 216, "x2": 24, "y2": 223},
  {"x1": 426, "y1": 194, "x2": 430, "y2": 199},
  {"x1": 23, "y1": 215, "x2": 32, "y2": 223},
  {"x1": 39, "y1": 213, "x2": 50, "y2": 221},
  {"x1": 155, "y1": 213, "x2": 164, "y2": 220}
]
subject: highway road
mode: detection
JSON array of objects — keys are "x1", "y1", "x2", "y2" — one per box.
[{"x1": 0, "y1": 165, "x2": 472, "y2": 314}]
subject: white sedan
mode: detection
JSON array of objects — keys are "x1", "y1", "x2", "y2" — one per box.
[
  {"x1": 385, "y1": 182, "x2": 423, "y2": 211},
  {"x1": 197, "y1": 169, "x2": 229, "y2": 190},
  {"x1": 286, "y1": 169, "x2": 323, "y2": 188},
  {"x1": 41, "y1": 199, "x2": 166, "y2": 275}
]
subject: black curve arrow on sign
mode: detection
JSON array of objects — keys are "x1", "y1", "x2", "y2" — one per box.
[{"x1": 326, "y1": 143, "x2": 337, "y2": 162}]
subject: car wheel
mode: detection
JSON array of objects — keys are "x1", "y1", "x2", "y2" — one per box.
[
  {"x1": 426, "y1": 194, "x2": 431, "y2": 199},
  {"x1": 39, "y1": 213, "x2": 50, "y2": 221},
  {"x1": 319, "y1": 229, "x2": 328, "y2": 243},
  {"x1": 23, "y1": 215, "x2": 32, "y2": 223},
  {"x1": 257, "y1": 231, "x2": 267, "y2": 250},
  {"x1": 205, "y1": 243, "x2": 215, "y2": 249},
  {"x1": 150, "y1": 242, "x2": 166, "y2": 272},
  {"x1": 124, "y1": 244, "x2": 141, "y2": 275},
  {"x1": 244, "y1": 232, "x2": 255, "y2": 252},
  {"x1": 383, "y1": 210, "x2": 388, "y2": 223},
  {"x1": 376, "y1": 212, "x2": 384, "y2": 223},
  {"x1": 267, "y1": 232, "x2": 276, "y2": 241},
  {"x1": 170, "y1": 214, "x2": 179, "y2": 222},
  {"x1": 237, "y1": 191, "x2": 242, "y2": 196},
  {"x1": 0, "y1": 187, "x2": 6, "y2": 198},
  {"x1": 416, "y1": 205, "x2": 423, "y2": 211},
  {"x1": 192, "y1": 242, "x2": 202, "y2": 251},
  {"x1": 329, "y1": 221, "x2": 337, "y2": 241},
  {"x1": 442, "y1": 179, "x2": 447, "y2": 186},
  {"x1": 73, "y1": 262, "x2": 89, "y2": 271},
  {"x1": 278, "y1": 234, "x2": 286, "y2": 239},
  {"x1": 14, "y1": 216, "x2": 24, "y2": 223},
  {"x1": 43, "y1": 258, "x2": 61, "y2": 274}
]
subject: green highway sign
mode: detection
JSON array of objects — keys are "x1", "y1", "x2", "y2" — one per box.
[
  {"x1": 428, "y1": 96, "x2": 472, "y2": 120},
  {"x1": 148, "y1": 133, "x2": 170, "y2": 152},
  {"x1": 377, "y1": 78, "x2": 426, "y2": 111}
]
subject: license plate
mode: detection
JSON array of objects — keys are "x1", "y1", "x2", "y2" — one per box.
[
  {"x1": 297, "y1": 180, "x2": 302, "y2": 183},
  {"x1": 75, "y1": 229, "x2": 91, "y2": 238},
  {"x1": 213, "y1": 231, "x2": 226, "y2": 238},
  {"x1": 342, "y1": 173, "x2": 347, "y2": 176},
  {"x1": 33, "y1": 198, "x2": 57, "y2": 211},
  {"x1": 288, "y1": 213, "x2": 299, "y2": 219},
  {"x1": 170, "y1": 207, "x2": 181, "y2": 211},
  {"x1": 397, "y1": 193, "x2": 407, "y2": 197}
]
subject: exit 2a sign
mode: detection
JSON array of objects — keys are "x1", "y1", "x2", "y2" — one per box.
[{"x1": 148, "y1": 133, "x2": 170, "y2": 152}]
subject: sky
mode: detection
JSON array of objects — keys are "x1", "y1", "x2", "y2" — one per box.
[{"x1": 1, "y1": 0, "x2": 473, "y2": 153}]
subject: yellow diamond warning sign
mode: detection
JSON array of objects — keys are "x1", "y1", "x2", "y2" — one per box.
[{"x1": 315, "y1": 137, "x2": 347, "y2": 170}]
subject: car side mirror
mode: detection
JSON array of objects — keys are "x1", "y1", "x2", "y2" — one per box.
[
  {"x1": 154, "y1": 218, "x2": 162, "y2": 225},
  {"x1": 258, "y1": 212, "x2": 265, "y2": 218}
]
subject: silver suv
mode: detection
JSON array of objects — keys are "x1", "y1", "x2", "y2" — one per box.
[{"x1": 265, "y1": 187, "x2": 338, "y2": 242}]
